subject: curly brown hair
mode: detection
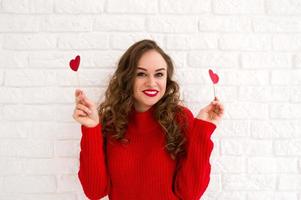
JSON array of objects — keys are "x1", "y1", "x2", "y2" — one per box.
[{"x1": 97, "y1": 39, "x2": 189, "y2": 161}]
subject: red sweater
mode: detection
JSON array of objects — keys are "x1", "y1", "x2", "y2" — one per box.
[{"x1": 78, "y1": 106, "x2": 216, "y2": 200}]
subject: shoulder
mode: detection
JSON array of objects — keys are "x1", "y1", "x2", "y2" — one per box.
[{"x1": 176, "y1": 105, "x2": 194, "y2": 127}]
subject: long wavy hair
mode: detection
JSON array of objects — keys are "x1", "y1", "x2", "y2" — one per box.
[{"x1": 97, "y1": 39, "x2": 189, "y2": 161}]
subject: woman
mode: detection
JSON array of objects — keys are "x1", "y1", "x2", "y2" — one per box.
[{"x1": 73, "y1": 39, "x2": 224, "y2": 200}]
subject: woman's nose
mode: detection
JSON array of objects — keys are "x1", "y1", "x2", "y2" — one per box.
[{"x1": 146, "y1": 76, "x2": 156, "y2": 86}]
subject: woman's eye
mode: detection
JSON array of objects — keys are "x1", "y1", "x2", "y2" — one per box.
[
  {"x1": 136, "y1": 72, "x2": 164, "y2": 77},
  {"x1": 137, "y1": 72, "x2": 146, "y2": 76}
]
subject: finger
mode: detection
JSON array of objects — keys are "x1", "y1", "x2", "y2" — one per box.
[
  {"x1": 76, "y1": 93, "x2": 88, "y2": 106},
  {"x1": 75, "y1": 91, "x2": 83, "y2": 104},
  {"x1": 77, "y1": 104, "x2": 92, "y2": 114},
  {"x1": 76, "y1": 109, "x2": 88, "y2": 117},
  {"x1": 75, "y1": 89, "x2": 83, "y2": 97},
  {"x1": 83, "y1": 97, "x2": 94, "y2": 108}
]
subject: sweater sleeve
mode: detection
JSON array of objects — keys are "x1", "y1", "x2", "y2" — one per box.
[
  {"x1": 174, "y1": 108, "x2": 216, "y2": 200},
  {"x1": 78, "y1": 123, "x2": 110, "y2": 200}
]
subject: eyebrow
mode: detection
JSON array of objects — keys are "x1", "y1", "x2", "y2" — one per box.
[{"x1": 137, "y1": 67, "x2": 166, "y2": 72}]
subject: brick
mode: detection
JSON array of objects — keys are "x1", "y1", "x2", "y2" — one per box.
[
  {"x1": 164, "y1": 51, "x2": 187, "y2": 68},
  {"x1": 81, "y1": 51, "x2": 123, "y2": 68},
  {"x1": 273, "y1": 35, "x2": 301, "y2": 51},
  {"x1": 147, "y1": 16, "x2": 198, "y2": 33},
  {"x1": 57, "y1": 175, "x2": 79, "y2": 192},
  {"x1": 266, "y1": 0, "x2": 301, "y2": 15},
  {"x1": 56, "y1": 69, "x2": 113, "y2": 87},
  {"x1": 270, "y1": 103, "x2": 301, "y2": 119},
  {"x1": 0, "y1": 87, "x2": 22, "y2": 103},
  {"x1": 213, "y1": 0, "x2": 265, "y2": 14},
  {"x1": 3, "y1": 105, "x2": 55, "y2": 121},
  {"x1": 110, "y1": 34, "x2": 165, "y2": 50},
  {"x1": 251, "y1": 120, "x2": 301, "y2": 138},
  {"x1": 54, "y1": 0, "x2": 104, "y2": 14},
  {"x1": 0, "y1": 138, "x2": 53, "y2": 157},
  {"x1": 220, "y1": 34, "x2": 271, "y2": 51},
  {"x1": 0, "y1": 194, "x2": 76, "y2": 200},
  {"x1": 0, "y1": 50, "x2": 28, "y2": 68},
  {"x1": 55, "y1": 140, "x2": 80, "y2": 157},
  {"x1": 58, "y1": 33, "x2": 109, "y2": 50},
  {"x1": 0, "y1": 14, "x2": 39, "y2": 32},
  {"x1": 238, "y1": 86, "x2": 290, "y2": 102},
  {"x1": 199, "y1": 16, "x2": 252, "y2": 32},
  {"x1": 0, "y1": 70, "x2": 4, "y2": 84},
  {"x1": 241, "y1": 53, "x2": 292, "y2": 69},
  {"x1": 291, "y1": 86, "x2": 301, "y2": 102},
  {"x1": 107, "y1": 0, "x2": 158, "y2": 14},
  {"x1": 225, "y1": 102, "x2": 269, "y2": 119},
  {"x1": 21, "y1": 87, "x2": 63, "y2": 104},
  {"x1": 0, "y1": 158, "x2": 23, "y2": 175},
  {"x1": 253, "y1": 17, "x2": 301, "y2": 32},
  {"x1": 55, "y1": 105, "x2": 77, "y2": 122},
  {"x1": 3, "y1": 34, "x2": 57, "y2": 50},
  {"x1": 296, "y1": 54, "x2": 301, "y2": 68},
  {"x1": 221, "y1": 139, "x2": 273, "y2": 156},
  {"x1": 248, "y1": 192, "x2": 298, "y2": 200},
  {"x1": 278, "y1": 175, "x2": 301, "y2": 190},
  {"x1": 271, "y1": 70, "x2": 301, "y2": 85},
  {"x1": 2, "y1": 0, "x2": 53, "y2": 13},
  {"x1": 248, "y1": 157, "x2": 298, "y2": 173},
  {"x1": 27, "y1": 51, "x2": 121, "y2": 68},
  {"x1": 205, "y1": 175, "x2": 222, "y2": 197},
  {"x1": 224, "y1": 70, "x2": 269, "y2": 85},
  {"x1": 211, "y1": 156, "x2": 245, "y2": 173},
  {"x1": 221, "y1": 139, "x2": 245, "y2": 155},
  {"x1": 188, "y1": 52, "x2": 239, "y2": 68},
  {"x1": 94, "y1": 15, "x2": 145, "y2": 31},
  {"x1": 160, "y1": 0, "x2": 210, "y2": 14},
  {"x1": 42, "y1": 15, "x2": 93, "y2": 32},
  {"x1": 0, "y1": 121, "x2": 29, "y2": 138},
  {"x1": 183, "y1": 86, "x2": 236, "y2": 103},
  {"x1": 166, "y1": 34, "x2": 218, "y2": 50},
  {"x1": 23, "y1": 158, "x2": 78, "y2": 174},
  {"x1": 275, "y1": 139, "x2": 301, "y2": 156},
  {"x1": 55, "y1": 122, "x2": 82, "y2": 140},
  {"x1": 223, "y1": 174, "x2": 276, "y2": 190},
  {"x1": 5, "y1": 69, "x2": 57, "y2": 86},
  {"x1": 218, "y1": 191, "x2": 247, "y2": 200},
  {"x1": 4, "y1": 176, "x2": 56, "y2": 193},
  {"x1": 218, "y1": 120, "x2": 250, "y2": 137},
  {"x1": 175, "y1": 68, "x2": 208, "y2": 85}
]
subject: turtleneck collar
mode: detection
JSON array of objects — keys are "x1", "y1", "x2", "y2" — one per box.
[{"x1": 129, "y1": 106, "x2": 160, "y2": 131}]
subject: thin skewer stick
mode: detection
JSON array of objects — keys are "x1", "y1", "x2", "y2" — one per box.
[{"x1": 77, "y1": 72, "x2": 81, "y2": 89}]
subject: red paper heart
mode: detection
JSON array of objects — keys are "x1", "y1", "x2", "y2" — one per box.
[
  {"x1": 209, "y1": 69, "x2": 219, "y2": 84},
  {"x1": 69, "y1": 55, "x2": 80, "y2": 71}
]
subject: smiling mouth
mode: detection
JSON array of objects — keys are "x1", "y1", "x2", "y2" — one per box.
[{"x1": 143, "y1": 90, "x2": 158, "y2": 97}]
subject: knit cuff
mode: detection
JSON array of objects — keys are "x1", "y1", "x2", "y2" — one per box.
[{"x1": 193, "y1": 118, "x2": 216, "y2": 139}]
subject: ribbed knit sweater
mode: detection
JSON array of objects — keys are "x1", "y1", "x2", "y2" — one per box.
[{"x1": 78, "y1": 106, "x2": 216, "y2": 200}]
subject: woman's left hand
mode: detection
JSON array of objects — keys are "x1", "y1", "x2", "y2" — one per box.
[{"x1": 196, "y1": 97, "x2": 225, "y2": 126}]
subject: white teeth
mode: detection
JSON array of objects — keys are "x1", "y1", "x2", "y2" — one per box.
[{"x1": 144, "y1": 91, "x2": 157, "y2": 94}]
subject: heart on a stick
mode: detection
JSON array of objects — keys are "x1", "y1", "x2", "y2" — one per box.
[
  {"x1": 69, "y1": 55, "x2": 80, "y2": 71},
  {"x1": 209, "y1": 69, "x2": 219, "y2": 84}
]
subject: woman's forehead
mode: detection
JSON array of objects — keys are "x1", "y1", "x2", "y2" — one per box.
[{"x1": 137, "y1": 50, "x2": 167, "y2": 69}]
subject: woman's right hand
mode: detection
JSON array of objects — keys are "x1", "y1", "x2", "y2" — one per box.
[{"x1": 72, "y1": 89, "x2": 99, "y2": 128}]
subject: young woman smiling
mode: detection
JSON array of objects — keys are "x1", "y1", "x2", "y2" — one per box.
[{"x1": 73, "y1": 39, "x2": 224, "y2": 200}]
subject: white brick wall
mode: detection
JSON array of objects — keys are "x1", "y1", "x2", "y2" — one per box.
[{"x1": 0, "y1": 0, "x2": 300, "y2": 199}]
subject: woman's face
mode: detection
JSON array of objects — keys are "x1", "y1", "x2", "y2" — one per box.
[{"x1": 133, "y1": 50, "x2": 167, "y2": 112}]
